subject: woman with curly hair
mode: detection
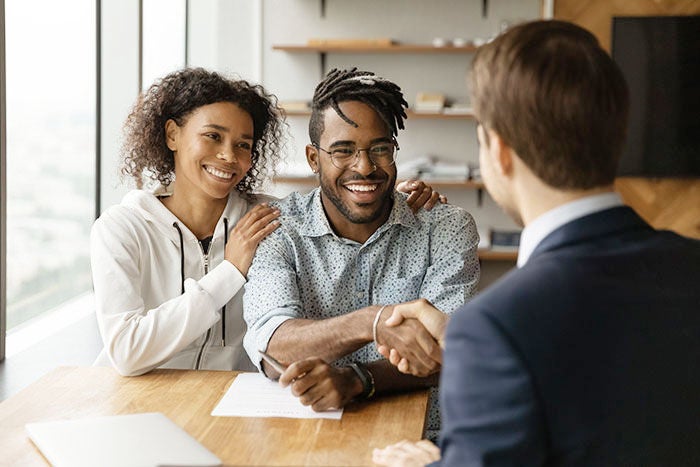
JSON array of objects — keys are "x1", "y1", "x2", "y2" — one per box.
[{"x1": 90, "y1": 68, "x2": 285, "y2": 375}]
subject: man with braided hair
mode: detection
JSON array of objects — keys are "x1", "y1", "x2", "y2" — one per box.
[{"x1": 243, "y1": 68, "x2": 480, "y2": 439}]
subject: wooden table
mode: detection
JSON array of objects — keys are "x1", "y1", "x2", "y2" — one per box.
[{"x1": 0, "y1": 366, "x2": 429, "y2": 466}]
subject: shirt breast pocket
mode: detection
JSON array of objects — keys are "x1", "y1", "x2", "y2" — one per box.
[{"x1": 374, "y1": 272, "x2": 425, "y2": 304}]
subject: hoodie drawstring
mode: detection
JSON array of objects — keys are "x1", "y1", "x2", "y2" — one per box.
[
  {"x1": 173, "y1": 222, "x2": 185, "y2": 294},
  {"x1": 222, "y1": 217, "x2": 229, "y2": 346},
  {"x1": 173, "y1": 219, "x2": 230, "y2": 355}
]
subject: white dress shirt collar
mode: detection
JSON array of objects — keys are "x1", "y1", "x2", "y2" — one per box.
[{"x1": 517, "y1": 192, "x2": 623, "y2": 268}]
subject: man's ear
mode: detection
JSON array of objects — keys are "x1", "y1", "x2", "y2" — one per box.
[
  {"x1": 306, "y1": 144, "x2": 320, "y2": 174},
  {"x1": 488, "y1": 130, "x2": 514, "y2": 177},
  {"x1": 165, "y1": 119, "x2": 179, "y2": 151}
]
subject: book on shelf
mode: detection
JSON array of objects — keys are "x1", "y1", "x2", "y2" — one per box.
[
  {"x1": 489, "y1": 229, "x2": 521, "y2": 251},
  {"x1": 442, "y1": 104, "x2": 474, "y2": 115},
  {"x1": 397, "y1": 156, "x2": 471, "y2": 181},
  {"x1": 280, "y1": 101, "x2": 311, "y2": 113}
]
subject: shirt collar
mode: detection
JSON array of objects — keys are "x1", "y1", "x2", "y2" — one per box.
[
  {"x1": 300, "y1": 188, "x2": 419, "y2": 240},
  {"x1": 517, "y1": 192, "x2": 623, "y2": 268}
]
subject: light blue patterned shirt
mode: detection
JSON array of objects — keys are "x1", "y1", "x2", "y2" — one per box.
[{"x1": 243, "y1": 188, "x2": 480, "y2": 435}]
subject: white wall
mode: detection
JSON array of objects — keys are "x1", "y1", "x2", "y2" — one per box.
[
  {"x1": 188, "y1": 0, "x2": 261, "y2": 82},
  {"x1": 150, "y1": 0, "x2": 541, "y2": 231},
  {"x1": 189, "y1": 0, "x2": 542, "y2": 233}
]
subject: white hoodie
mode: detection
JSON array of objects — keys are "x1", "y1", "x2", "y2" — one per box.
[{"x1": 91, "y1": 187, "x2": 271, "y2": 376}]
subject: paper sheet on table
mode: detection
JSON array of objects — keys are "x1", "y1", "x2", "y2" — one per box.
[{"x1": 211, "y1": 372, "x2": 343, "y2": 419}]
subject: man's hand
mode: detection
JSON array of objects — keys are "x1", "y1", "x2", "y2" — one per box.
[
  {"x1": 372, "y1": 439, "x2": 441, "y2": 467},
  {"x1": 278, "y1": 357, "x2": 362, "y2": 412},
  {"x1": 375, "y1": 305, "x2": 442, "y2": 377},
  {"x1": 396, "y1": 179, "x2": 447, "y2": 212},
  {"x1": 377, "y1": 299, "x2": 450, "y2": 375}
]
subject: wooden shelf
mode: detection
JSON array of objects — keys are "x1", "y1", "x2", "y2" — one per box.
[
  {"x1": 477, "y1": 249, "x2": 518, "y2": 261},
  {"x1": 407, "y1": 110, "x2": 476, "y2": 120},
  {"x1": 273, "y1": 43, "x2": 478, "y2": 76},
  {"x1": 273, "y1": 44, "x2": 479, "y2": 54},
  {"x1": 282, "y1": 108, "x2": 476, "y2": 120},
  {"x1": 273, "y1": 176, "x2": 484, "y2": 190}
]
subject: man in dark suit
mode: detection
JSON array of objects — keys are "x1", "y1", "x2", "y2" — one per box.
[{"x1": 372, "y1": 19, "x2": 700, "y2": 467}]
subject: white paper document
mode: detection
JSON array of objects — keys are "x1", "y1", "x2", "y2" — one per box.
[{"x1": 211, "y1": 372, "x2": 343, "y2": 420}]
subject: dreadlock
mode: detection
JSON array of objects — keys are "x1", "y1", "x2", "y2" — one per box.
[{"x1": 309, "y1": 68, "x2": 408, "y2": 145}]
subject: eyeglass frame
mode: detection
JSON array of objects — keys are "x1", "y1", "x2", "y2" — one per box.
[{"x1": 312, "y1": 138, "x2": 400, "y2": 170}]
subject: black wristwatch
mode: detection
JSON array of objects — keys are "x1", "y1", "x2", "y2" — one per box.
[{"x1": 348, "y1": 362, "x2": 376, "y2": 400}]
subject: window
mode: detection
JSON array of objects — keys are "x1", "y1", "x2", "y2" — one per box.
[{"x1": 4, "y1": 0, "x2": 96, "y2": 330}]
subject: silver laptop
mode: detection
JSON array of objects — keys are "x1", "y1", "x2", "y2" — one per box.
[{"x1": 26, "y1": 412, "x2": 222, "y2": 467}]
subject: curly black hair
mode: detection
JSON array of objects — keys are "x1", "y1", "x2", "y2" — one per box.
[
  {"x1": 121, "y1": 67, "x2": 286, "y2": 193},
  {"x1": 308, "y1": 68, "x2": 408, "y2": 145}
]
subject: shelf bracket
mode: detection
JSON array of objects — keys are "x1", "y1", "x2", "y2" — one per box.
[
  {"x1": 320, "y1": 0, "x2": 326, "y2": 18},
  {"x1": 482, "y1": 0, "x2": 488, "y2": 18},
  {"x1": 319, "y1": 52, "x2": 327, "y2": 79},
  {"x1": 477, "y1": 187, "x2": 484, "y2": 207}
]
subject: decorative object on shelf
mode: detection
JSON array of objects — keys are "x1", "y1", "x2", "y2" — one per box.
[{"x1": 414, "y1": 92, "x2": 445, "y2": 113}]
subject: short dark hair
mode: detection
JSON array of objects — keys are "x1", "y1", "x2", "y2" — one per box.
[
  {"x1": 308, "y1": 68, "x2": 408, "y2": 145},
  {"x1": 470, "y1": 20, "x2": 629, "y2": 189},
  {"x1": 121, "y1": 67, "x2": 286, "y2": 193}
]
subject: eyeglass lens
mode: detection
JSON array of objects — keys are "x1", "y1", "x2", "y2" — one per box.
[{"x1": 328, "y1": 143, "x2": 397, "y2": 169}]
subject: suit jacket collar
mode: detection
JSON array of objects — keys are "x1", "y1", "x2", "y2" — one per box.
[{"x1": 528, "y1": 206, "x2": 651, "y2": 262}]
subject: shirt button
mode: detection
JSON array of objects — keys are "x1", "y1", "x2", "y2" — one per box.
[{"x1": 356, "y1": 291, "x2": 364, "y2": 298}]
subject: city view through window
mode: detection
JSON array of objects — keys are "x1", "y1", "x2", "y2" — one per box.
[{"x1": 5, "y1": 0, "x2": 96, "y2": 329}]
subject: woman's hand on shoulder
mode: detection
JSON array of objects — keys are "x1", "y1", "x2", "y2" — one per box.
[
  {"x1": 396, "y1": 179, "x2": 447, "y2": 213},
  {"x1": 225, "y1": 203, "x2": 280, "y2": 276}
]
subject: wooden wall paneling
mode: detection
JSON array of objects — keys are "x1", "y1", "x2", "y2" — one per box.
[
  {"x1": 554, "y1": 0, "x2": 700, "y2": 240},
  {"x1": 554, "y1": 0, "x2": 700, "y2": 51},
  {"x1": 615, "y1": 178, "x2": 700, "y2": 238}
]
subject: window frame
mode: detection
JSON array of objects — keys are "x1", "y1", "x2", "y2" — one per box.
[
  {"x1": 0, "y1": 0, "x2": 101, "y2": 357},
  {"x1": 1, "y1": 0, "x2": 8, "y2": 362}
]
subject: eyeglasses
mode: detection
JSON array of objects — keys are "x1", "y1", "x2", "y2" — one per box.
[{"x1": 313, "y1": 140, "x2": 399, "y2": 170}]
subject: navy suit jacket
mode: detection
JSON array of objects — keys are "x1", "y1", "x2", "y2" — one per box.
[{"x1": 438, "y1": 206, "x2": 700, "y2": 466}]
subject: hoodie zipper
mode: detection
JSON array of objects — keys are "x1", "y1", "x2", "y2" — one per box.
[{"x1": 194, "y1": 241, "x2": 211, "y2": 370}]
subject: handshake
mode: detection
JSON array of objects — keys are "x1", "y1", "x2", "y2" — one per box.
[
  {"x1": 262, "y1": 298, "x2": 451, "y2": 413},
  {"x1": 375, "y1": 298, "x2": 450, "y2": 377}
]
